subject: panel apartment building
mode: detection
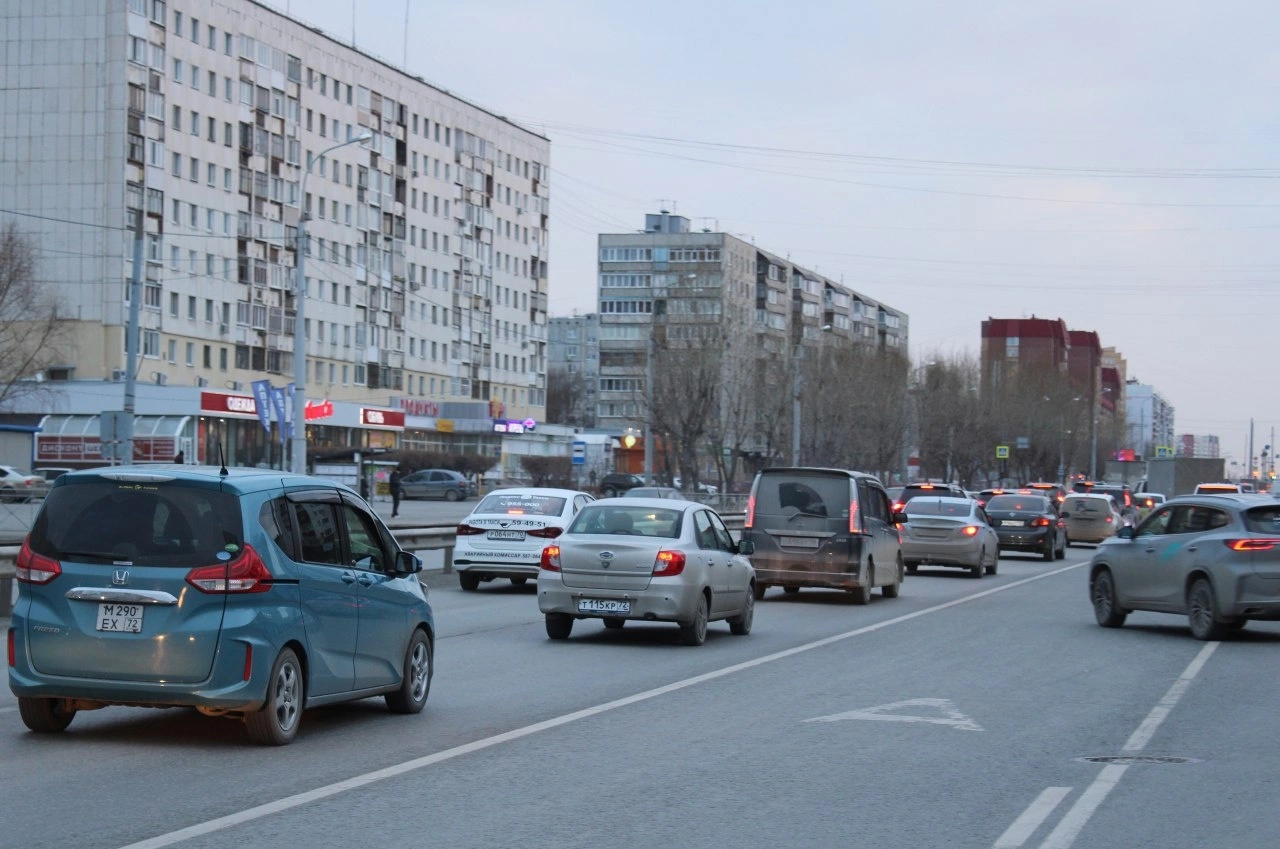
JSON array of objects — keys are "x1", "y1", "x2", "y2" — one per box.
[
  {"x1": 0, "y1": 0, "x2": 550, "y2": 461},
  {"x1": 595, "y1": 212, "x2": 909, "y2": 444}
]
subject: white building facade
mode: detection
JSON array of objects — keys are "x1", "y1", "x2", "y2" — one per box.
[{"x1": 0, "y1": 0, "x2": 550, "y2": 462}]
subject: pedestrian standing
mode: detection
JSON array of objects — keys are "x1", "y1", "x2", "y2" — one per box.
[{"x1": 390, "y1": 467, "x2": 403, "y2": 518}]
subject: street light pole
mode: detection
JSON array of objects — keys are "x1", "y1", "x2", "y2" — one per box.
[
  {"x1": 291, "y1": 132, "x2": 372, "y2": 474},
  {"x1": 791, "y1": 341, "x2": 802, "y2": 466}
]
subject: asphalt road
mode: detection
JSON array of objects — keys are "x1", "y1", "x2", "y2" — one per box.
[{"x1": 3, "y1": 550, "x2": 1278, "y2": 849}]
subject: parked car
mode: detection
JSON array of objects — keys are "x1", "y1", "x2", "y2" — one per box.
[
  {"x1": 398, "y1": 468, "x2": 476, "y2": 501},
  {"x1": 8, "y1": 466, "x2": 434, "y2": 744},
  {"x1": 673, "y1": 477, "x2": 718, "y2": 494},
  {"x1": 454, "y1": 488, "x2": 594, "y2": 591},
  {"x1": 900, "y1": 496, "x2": 1000, "y2": 577},
  {"x1": 742, "y1": 467, "x2": 906, "y2": 603},
  {"x1": 536, "y1": 497, "x2": 755, "y2": 645},
  {"x1": 598, "y1": 472, "x2": 645, "y2": 497},
  {"x1": 984, "y1": 492, "x2": 1067, "y2": 561},
  {"x1": 0, "y1": 465, "x2": 49, "y2": 502},
  {"x1": 626, "y1": 486, "x2": 683, "y2": 499},
  {"x1": 1088, "y1": 493, "x2": 1280, "y2": 639},
  {"x1": 892, "y1": 481, "x2": 968, "y2": 512},
  {"x1": 1060, "y1": 493, "x2": 1124, "y2": 545},
  {"x1": 33, "y1": 467, "x2": 75, "y2": 484}
]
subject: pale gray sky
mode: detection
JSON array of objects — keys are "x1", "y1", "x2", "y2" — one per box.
[{"x1": 293, "y1": 0, "x2": 1280, "y2": 466}]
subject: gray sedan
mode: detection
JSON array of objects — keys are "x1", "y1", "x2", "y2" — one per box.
[
  {"x1": 536, "y1": 497, "x2": 756, "y2": 645},
  {"x1": 901, "y1": 496, "x2": 1000, "y2": 577},
  {"x1": 1088, "y1": 493, "x2": 1280, "y2": 639}
]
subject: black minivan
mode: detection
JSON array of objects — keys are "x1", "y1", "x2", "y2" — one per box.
[{"x1": 742, "y1": 467, "x2": 907, "y2": 604}]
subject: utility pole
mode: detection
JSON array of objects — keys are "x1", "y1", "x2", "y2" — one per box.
[
  {"x1": 123, "y1": 211, "x2": 144, "y2": 466},
  {"x1": 1248, "y1": 418, "x2": 1255, "y2": 482}
]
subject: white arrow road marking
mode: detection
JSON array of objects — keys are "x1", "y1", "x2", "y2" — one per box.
[{"x1": 804, "y1": 697, "x2": 983, "y2": 731}]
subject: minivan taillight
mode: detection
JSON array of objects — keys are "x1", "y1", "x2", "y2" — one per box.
[
  {"x1": 540, "y1": 545, "x2": 562, "y2": 571},
  {"x1": 186, "y1": 546, "x2": 272, "y2": 593},
  {"x1": 526, "y1": 526, "x2": 564, "y2": 539},
  {"x1": 455, "y1": 523, "x2": 485, "y2": 536},
  {"x1": 744, "y1": 494, "x2": 756, "y2": 529},
  {"x1": 850, "y1": 498, "x2": 862, "y2": 534},
  {"x1": 15, "y1": 537, "x2": 61, "y2": 584},
  {"x1": 652, "y1": 550, "x2": 686, "y2": 577}
]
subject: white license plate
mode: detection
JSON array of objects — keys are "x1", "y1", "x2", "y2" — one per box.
[
  {"x1": 1002, "y1": 520, "x2": 1026, "y2": 528},
  {"x1": 96, "y1": 603, "x2": 144, "y2": 633},
  {"x1": 780, "y1": 536, "x2": 821, "y2": 548},
  {"x1": 487, "y1": 530, "x2": 525, "y2": 540},
  {"x1": 578, "y1": 599, "x2": 631, "y2": 614}
]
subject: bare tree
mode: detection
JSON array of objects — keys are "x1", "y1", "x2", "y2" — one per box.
[
  {"x1": 546, "y1": 366, "x2": 592, "y2": 428},
  {"x1": 0, "y1": 224, "x2": 70, "y2": 408},
  {"x1": 800, "y1": 345, "x2": 908, "y2": 481},
  {"x1": 649, "y1": 326, "x2": 722, "y2": 491}
]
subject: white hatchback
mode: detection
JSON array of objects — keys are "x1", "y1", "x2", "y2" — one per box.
[{"x1": 454, "y1": 488, "x2": 595, "y2": 591}]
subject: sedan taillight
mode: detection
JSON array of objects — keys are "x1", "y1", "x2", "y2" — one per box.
[
  {"x1": 962, "y1": 526, "x2": 979, "y2": 537},
  {"x1": 539, "y1": 545, "x2": 562, "y2": 571},
  {"x1": 15, "y1": 537, "x2": 60, "y2": 584},
  {"x1": 526, "y1": 526, "x2": 563, "y2": 539},
  {"x1": 1031, "y1": 517, "x2": 1051, "y2": 528},
  {"x1": 652, "y1": 550, "x2": 686, "y2": 577},
  {"x1": 455, "y1": 523, "x2": 485, "y2": 536}
]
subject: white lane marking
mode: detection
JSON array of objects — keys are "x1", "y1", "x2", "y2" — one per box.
[
  {"x1": 1034, "y1": 641, "x2": 1220, "y2": 849},
  {"x1": 993, "y1": 786, "x2": 1072, "y2": 848},
  {"x1": 1123, "y1": 641, "x2": 1218, "y2": 752},
  {"x1": 118, "y1": 561, "x2": 1087, "y2": 849},
  {"x1": 1037, "y1": 764, "x2": 1128, "y2": 849},
  {"x1": 805, "y1": 698, "x2": 982, "y2": 731}
]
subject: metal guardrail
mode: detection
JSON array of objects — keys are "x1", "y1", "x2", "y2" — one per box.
[{"x1": 0, "y1": 514, "x2": 746, "y2": 619}]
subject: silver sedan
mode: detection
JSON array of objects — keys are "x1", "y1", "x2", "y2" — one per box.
[
  {"x1": 900, "y1": 496, "x2": 1000, "y2": 577},
  {"x1": 536, "y1": 497, "x2": 756, "y2": 645}
]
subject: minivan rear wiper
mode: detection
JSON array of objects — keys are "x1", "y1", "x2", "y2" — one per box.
[
  {"x1": 787, "y1": 509, "x2": 828, "y2": 520},
  {"x1": 53, "y1": 550, "x2": 122, "y2": 563}
]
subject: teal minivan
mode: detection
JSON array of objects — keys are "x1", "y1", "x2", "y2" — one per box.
[{"x1": 8, "y1": 465, "x2": 435, "y2": 745}]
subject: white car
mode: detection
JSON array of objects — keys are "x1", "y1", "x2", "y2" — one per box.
[
  {"x1": 454, "y1": 488, "x2": 595, "y2": 591},
  {"x1": 672, "y1": 476, "x2": 718, "y2": 495},
  {"x1": 0, "y1": 465, "x2": 49, "y2": 502}
]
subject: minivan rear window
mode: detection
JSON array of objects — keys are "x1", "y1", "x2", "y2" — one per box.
[
  {"x1": 754, "y1": 473, "x2": 850, "y2": 520},
  {"x1": 28, "y1": 480, "x2": 243, "y2": 567}
]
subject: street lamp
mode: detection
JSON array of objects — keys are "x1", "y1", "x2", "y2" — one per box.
[
  {"x1": 291, "y1": 131, "x2": 373, "y2": 474},
  {"x1": 792, "y1": 325, "x2": 832, "y2": 466}
]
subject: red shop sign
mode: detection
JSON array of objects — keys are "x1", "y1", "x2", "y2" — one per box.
[
  {"x1": 361, "y1": 408, "x2": 405, "y2": 429},
  {"x1": 200, "y1": 392, "x2": 259, "y2": 419}
]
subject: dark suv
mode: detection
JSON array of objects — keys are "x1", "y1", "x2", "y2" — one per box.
[
  {"x1": 599, "y1": 472, "x2": 645, "y2": 497},
  {"x1": 742, "y1": 467, "x2": 906, "y2": 604}
]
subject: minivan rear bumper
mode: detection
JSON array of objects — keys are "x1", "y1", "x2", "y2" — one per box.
[{"x1": 749, "y1": 554, "x2": 865, "y2": 590}]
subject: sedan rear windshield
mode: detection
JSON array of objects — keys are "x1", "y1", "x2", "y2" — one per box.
[
  {"x1": 1064, "y1": 497, "x2": 1109, "y2": 513},
  {"x1": 904, "y1": 499, "x2": 971, "y2": 517},
  {"x1": 986, "y1": 495, "x2": 1050, "y2": 512},
  {"x1": 569, "y1": 505, "x2": 684, "y2": 538},
  {"x1": 474, "y1": 493, "x2": 566, "y2": 516},
  {"x1": 28, "y1": 480, "x2": 243, "y2": 567}
]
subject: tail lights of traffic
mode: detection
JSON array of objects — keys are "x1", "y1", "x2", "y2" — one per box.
[
  {"x1": 849, "y1": 498, "x2": 862, "y2": 534},
  {"x1": 744, "y1": 493, "x2": 756, "y2": 529},
  {"x1": 526, "y1": 526, "x2": 564, "y2": 539},
  {"x1": 186, "y1": 546, "x2": 272, "y2": 593},
  {"x1": 652, "y1": 550, "x2": 686, "y2": 577},
  {"x1": 1226, "y1": 538, "x2": 1280, "y2": 551},
  {"x1": 539, "y1": 545, "x2": 562, "y2": 571},
  {"x1": 14, "y1": 537, "x2": 61, "y2": 585},
  {"x1": 455, "y1": 523, "x2": 486, "y2": 536},
  {"x1": 1030, "y1": 517, "x2": 1052, "y2": 528},
  {"x1": 962, "y1": 526, "x2": 980, "y2": 537}
]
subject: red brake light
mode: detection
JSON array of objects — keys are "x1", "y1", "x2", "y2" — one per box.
[
  {"x1": 962, "y1": 526, "x2": 979, "y2": 536},
  {"x1": 850, "y1": 497, "x2": 863, "y2": 533},
  {"x1": 1031, "y1": 517, "x2": 1051, "y2": 528},
  {"x1": 1104, "y1": 516, "x2": 1114, "y2": 523},
  {"x1": 1226, "y1": 538, "x2": 1280, "y2": 551},
  {"x1": 186, "y1": 546, "x2": 272, "y2": 593},
  {"x1": 7, "y1": 628, "x2": 14, "y2": 667},
  {"x1": 539, "y1": 545, "x2": 561, "y2": 571},
  {"x1": 243, "y1": 643, "x2": 253, "y2": 681},
  {"x1": 744, "y1": 493, "x2": 756, "y2": 529},
  {"x1": 526, "y1": 526, "x2": 563, "y2": 539},
  {"x1": 455, "y1": 523, "x2": 485, "y2": 536},
  {"x1": 15, "y1": 537, "x2": 61, "y2": 584},
  {"x1": 652, "y1": 549, "x2": 686, "y2": 577},
  {"x1": 891, "y1": 501, "x2": 905, "y2": 513}
]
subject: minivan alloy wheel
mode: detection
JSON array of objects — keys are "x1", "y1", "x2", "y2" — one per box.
[
  {"x1": 246, "y1": 648, "x2": 303, "y2": 745},
  {"x1": 386, "y1": 630, "x2": 432, "y2": 714}
]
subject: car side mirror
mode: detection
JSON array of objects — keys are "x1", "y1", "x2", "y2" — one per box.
[
  {"x1": 395, "y1": 550, "x2": 423, "y2": 574},
  {"x1": 736, "y1": 539, "x2": 755, "y2": 556},
  {"x1": 892, "y1": 511, "x2": 909, "y2": 525},
  {"x1": 1117, "y1": 526, "x2": 1134, "y2": 540}
]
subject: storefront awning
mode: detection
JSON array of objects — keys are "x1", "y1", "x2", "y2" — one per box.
[{"x1": 35, "y1": 414, "x2": 191, "y2": 463}]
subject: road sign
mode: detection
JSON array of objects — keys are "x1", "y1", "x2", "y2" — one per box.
[
  {"x1": 1016, "y1": 436, "x2": 1030, "y2": 450},
  {"x1": 571, "y1": 440, "x2": 586, "y2": 465},
  {"x1": 1155, "y1": 446, "x2": 1174, "y2": 458},
  {"x1": 995, "y1": 445, "x2": 1010, "y2": 459}
]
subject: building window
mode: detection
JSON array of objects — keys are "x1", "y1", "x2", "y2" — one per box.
[{"x1": 1006, "y1": 337, "x2": 1020, "y2": 359}]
